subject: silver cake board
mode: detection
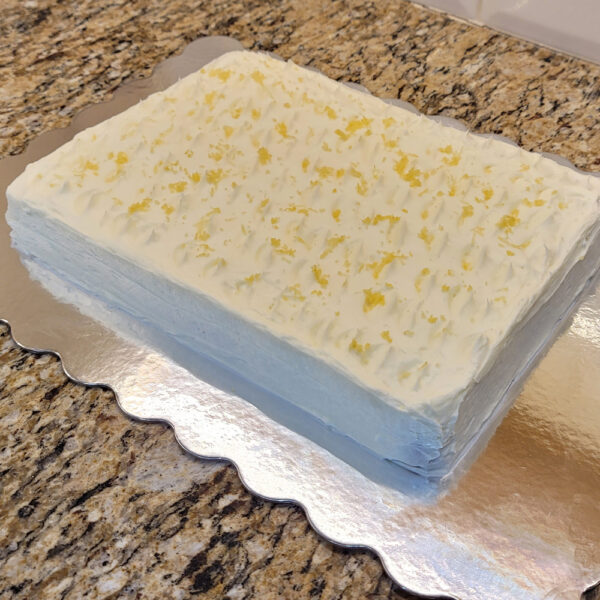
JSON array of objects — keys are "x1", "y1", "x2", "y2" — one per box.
[{"x1": 1, "y1": 36, "x2": 599, "y2": 600}]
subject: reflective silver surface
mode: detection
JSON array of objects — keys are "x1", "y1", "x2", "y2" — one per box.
[{"x1": 1, "y1": 36, "x2": 599, "y2": 600}]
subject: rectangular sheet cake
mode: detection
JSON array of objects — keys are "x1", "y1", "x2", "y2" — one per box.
[{"x1": 7, "y1": 51, "x2": 600, "y2": 479}]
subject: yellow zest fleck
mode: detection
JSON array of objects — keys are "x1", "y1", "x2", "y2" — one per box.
[
  {"x1": 520, "y1": 164, "x2": 530, "y2": 172},
  {"x1": 483, "y1": 188, "x2": 494, "y2": 201},
  {"x1": 534, "y1": 199, "x2": 545, "y2": 207},
  {"x1": 381, "y1": 330, "x2": 392, "y2": 343},
  {"x1": 403, "y1": 329, "x2": 414, "y2": 337},
  {"x1": 258, "y1": 147, "x2": 272, "y2": 165},
  {"x1": 460, "y1": 204, "x2": 474, "y2": 223},
  {"x1": 394, "y1": 155, "x2": 408, "y2": 174},
  {"x1": 206, "y1": 169, "x2": 225, "y2": 186},
  {"x1": 209, "y1": 68, "x2": 232, "y2": 82},
  {"x1": 506, "y1": 250, "x2": 515, "y2": 256},
  {"x1": 185, "y1": 149, "x2": 194, "y2": 158},
  {"x1": 441, "y1": 284, "x2": 450, "y2": 292},
  {"x1": 83, "y1": 160, "x2": 98, "y2": 172},
  {"x1": 270, "y1": 217, "x2": 279, "y2": 226},
  {"x1": 421, "y1": 209, "x2": 429, "y2": 220},
  {"x1": 497, "y1": 209, "x2": 520, "y2": 233},
  {"x1": 275, "y1": 122, "x2": 292, "y2": 139},
  {"x1": 320, "y1": 235, "x2": 346, "y2": 259},
  {"x1": 362, "y1": 214, "x2": 400, "y2": 226},
  {"x1": 418, "y1": 226, "x2": 434, "y2": 248},
  {"x1": 223, "y1": 125, "x2": 234, "y2": 138},
  {"x1": 363, "y1": 288, "x2": 386, "y2": 313},
  {"x1": 302, "y1": 158, "x2": 310, "y2": 172},
  {"x1": 251, "y1": 70, "x2": 265, "y2": 85},
  {"x1": 196, "y1": 243, "x2": 214, "y2": 257},
  {"x1": 366, "y1": 252, "x2": 405, "y2": 280},
  {"x1": 356, "y1": 180, "x2": 368, "y2": 196},
  {"x1": 161, "y1": 203, "x2": 174, "y2": 216},
  {"x1": 438, "y1": 145, "x2": 461, "y2": 166},
  {"x1": 271, "y1": 238, "x2": 295, "y2": 256},
  {"x1": 462, "y1": 259, "x2": 473, "y2": 271},
  {"x1": 115, "y1": 151, "x2": 128, "y2": 165},
  {"x1": 230, "y1": 107, "x2": 242, "y2": 119},
  {"x1": 169, "y1": 181, "x2": 188, "y2": 193},
  {"x1": 284, "y1": 203, "x2": 311, "y2": 215},
  {"x1": 336, "y1": 168, "x2": 345, "y2": 178},
  {"x1": 204, "y1": 91, "x2": 217, "y2": 109},
  {"x1": 322, "y1": 142, "x2": 331, "y2": 152},
  {"x1": 128, "y1": 197, "x2": 152, "y2": 215},
  {"x1": 291, "y1": 235, "x2": 308, "y2": 249},
  {"x1": 349, "y1": 338, "x2": 371, "y2": 361},
  {"x1": 251, "y1": 108, "x2": 261, "y2": 120},
  {"x1": 394, "y1": 153, "x2": 422, "y2": 187},
  {"x1": 558, "y1": 201, "x2": 567, "y2": 210},
  {"x1": 382, "y1": 135, "x2": 397, "y2": 149},
  {"x1": 332, "y1": 209, "x2": 341, "y2": 222},
  {"x1": 188, "y1": 171, "x2": 201, "y2": 183},
  {"x1": 443, "y1": 153, "x2": 461, "y2": 166},
  {"x1": 428, "y1": 315, "x2": 438, "y2": 324},
  {"x1": 448, "y1": 178, "x2": 457, "y2": 196},
  {"x1": 282, "y1": 284, "x2": 305, "y2": 302},
  {"x1": 382, "y1": 117, "x2": 395, "y2": 129},
  {"x1": 414, "y1": 267, "x2": 431, "y2": 292},
  {"x1": 324, "y1": 105, "x2": 337, "y2": 119},
  {"x1": 334, "y1": 129, "x2": 350, "y2": 141},
  {"x1": 312, "y1": 265, "x2": 329, "y2": 288},
  {"x1": 244, "y1": 273, "x2": 261, "y2": 284},
  {"x1": 346, "y1": 117, "x2": 372, "y2": 134},
  {"x1": 316, "y1": 166, "x2": 334, "y2": 179},
  {"x1": 163, "y1": 160, "x2": 180, "y2": 173},
  {"x1": 259, "y1": 198, "x2": 270, "y2": 210}
]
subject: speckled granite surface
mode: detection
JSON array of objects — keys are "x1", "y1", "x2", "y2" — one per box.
[{"x1": 1, "y1": 1, "x2": 599, "y2": 598}]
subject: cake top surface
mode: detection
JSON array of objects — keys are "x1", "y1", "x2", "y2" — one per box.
[{"x1": 10, "y1": 50, "x2": 600, "y2": 413}]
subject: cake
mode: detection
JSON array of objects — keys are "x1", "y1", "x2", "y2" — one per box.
[{"x1": 6, "y1": 50, "x2": 600, "y2": 479}]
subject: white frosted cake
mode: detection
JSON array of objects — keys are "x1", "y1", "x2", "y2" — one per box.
[{"x1": 7, "y1": 51, "x2": 600, "y2": 479}]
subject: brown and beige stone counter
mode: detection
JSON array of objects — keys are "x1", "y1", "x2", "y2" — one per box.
[{"x1": 1, "y1": 1, "x2": 599, "y2": 598}]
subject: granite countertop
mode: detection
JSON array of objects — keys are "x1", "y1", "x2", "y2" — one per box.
[{"x1": 1, "y1": 1, "x2": 599, "y2": 598}]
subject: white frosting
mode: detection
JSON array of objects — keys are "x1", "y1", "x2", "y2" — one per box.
[{"x1": 7, "y1": 50, "x2": 600, "y2": 420}]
